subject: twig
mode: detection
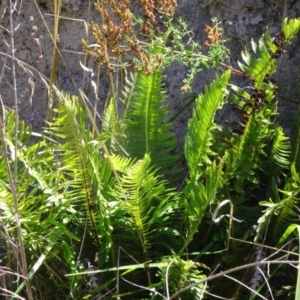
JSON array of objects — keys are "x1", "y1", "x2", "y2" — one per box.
[
  {"x1": 169, "y1": 260, "x2": 299, "y2": 299},
  {"x1": 223, "y1": 274, "x2": 267, "y2": 300},
  {"x1": 7, "y1": 0, "x2": 32, "y2": 298}
]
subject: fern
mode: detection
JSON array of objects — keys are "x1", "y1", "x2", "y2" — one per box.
[
  {"x1": 0, "y1": 110, "x2": 84, "y2": 296},
  {"x1": 158, "y1": 257, "x2": 207, "y2": 299},
  {"x1": 269, "y1": 127, "x2": 291, "y2": 169},
  {"x1": 102, "y1": 99, "x2": 127, "y2": 155},
  {"x1": 184, "y1": 70, "x2": 230, "y2": 177},
  {"x1": 231, "y1": 18, "x2": 300, "y2": 244},
  {"x1": 255, "y1": 174, "x2": 300, "y2": 244},
  {"x1": 113, "y1": 154, "x2": 179, "y2": 260},
  {"x1": 124, "y1": 71, "x2": 178, "y2": 175},
  {"x1": 46, "y1": 93, "x2": 114, "y2": 263},
  {"x1": 282, "y1": 18, "x2": 300, "y2": 42},
  {"x1": 182, "y1": 71, "x2": 230, "y2": 248},
  {"x1": 219, "y1": 20, "x2": 298, "y2": 199}
]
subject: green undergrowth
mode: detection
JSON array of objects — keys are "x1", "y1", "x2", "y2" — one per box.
[{"x1": 1, "y1": 3, "x2": 300, "y2": 299}]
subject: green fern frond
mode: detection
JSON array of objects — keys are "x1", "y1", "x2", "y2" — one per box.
[
  {"x1": 238, "y1": 18, "x2": 300, "y2": 89},
  {"x1": 226, "y1": 103, "x2": 275, "y2": 182},
  {"x1": 124, "y1": 70, "x2": 178, "y2": 174},
  {"x1": 270, "y1": 126, "x2": 291, "y2": 169},
  {"x1": 271, "y1": 178, "x2": 300, "y2": 244},
  {"x1": 115, "y1": 154, "x2": 177, "y2": 259},
  {"x1": 158, "y1": 257, "x2": 207, "y2": 299},
  {"x1": 46, "y1": 93, "x2": 113, "y2": 258},
  {"x1": 102, "y1": 99, "x2": 127, "y2": 155},
  {"x1": 239, "y1": 42, "x2": 275, "y2": 87},
  {"x1": 109, "y1": 154, "x2": 134, "y2": 173},
  {"x1": 182, "y1": 158, "x2": 225, "y2": 250},
  {"x1": 181, "y1": 71, "x2": 230, "y2": 249},
  {"x1": 282, "y1": 18, "x2": 300, "y2": 42},
  {"x1": 184, "y1": 70, "x2": 231, "y2": 177},
  {"x1": 238, "y1": 32, "x2": 276, "y2": 87},
  {"x1": 2, "y1": 110, "x2": 32, "y2": 147},
  {"x1": 0, "y1": 179, "x2": 13, "y2": 220},
  {"x1": 255, "y1": 170, "x2": 300, "y2": 244}
]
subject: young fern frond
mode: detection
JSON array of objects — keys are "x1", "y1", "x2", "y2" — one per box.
[{"x1": 124, "y1": 70, "x2": 178, "y2": 175}]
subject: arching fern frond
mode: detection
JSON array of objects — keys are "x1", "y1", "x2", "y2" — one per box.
[
  {"x1": 182, "y1": 71, "x2": 230, "y2": 248},
  {"x1": 184, "y1": 70, "x2": 231, "y2": 177}
]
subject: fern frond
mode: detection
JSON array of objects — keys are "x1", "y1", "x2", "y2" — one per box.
[
  {"x1": 124, "y1": 70, "x2": 178, "y2": 174},
  {"x1": 226, "y1": 103, "x2": 275, "y2": 182},
  {"x1": 255, "y1": 172, "x2": 300, "y2": 244},
  {"x1": 184, "y1": 70, "x2": 231, "y2": 177},
  {"x1": 239, "y1": 42, "x2": 275, "y2": 87},
  {"x1": 282, "y1": 18, "x2": 300, "y2": 42},
  {"x1": 271, "y1": 181, "x2": 300, "y2": 244},
  {"x1": 181, "y1": 72, "x2": 230, "y2": 248},
  {"x1": 46, "y1": 93, "x2": 114, "y2": 260},
  {"x1": 109, "y1": 154, "x2": 134, "y2": 173},
  {"x1": 238, "y1": 32, "x2": 276, "y2": 87},
  {"x1": 102, "y1": 99, "x2": 127, "y2": 155},
  {"x1": 158, "y1": 257, "x2": 207, "y2": 299},
  {"x1": 238, "y1": 18, "x2": 300, "y2": 90},
  {"x1": 270, "y1": 126, "x2": 291, "y2": 169},
  {"x1": 182, "y1": 157, "x2": 226, "y2": 250},
  {"x1": 115, "y1": 154, "x2": 178, "y2": 259}
]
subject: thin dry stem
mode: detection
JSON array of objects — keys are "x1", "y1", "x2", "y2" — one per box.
[
  {"x1": 169, "y1": 259, "x2": 299, "y2": 299},
  {"x1": 7, "y1": 0, "x2": 32, "y2": 298}
]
